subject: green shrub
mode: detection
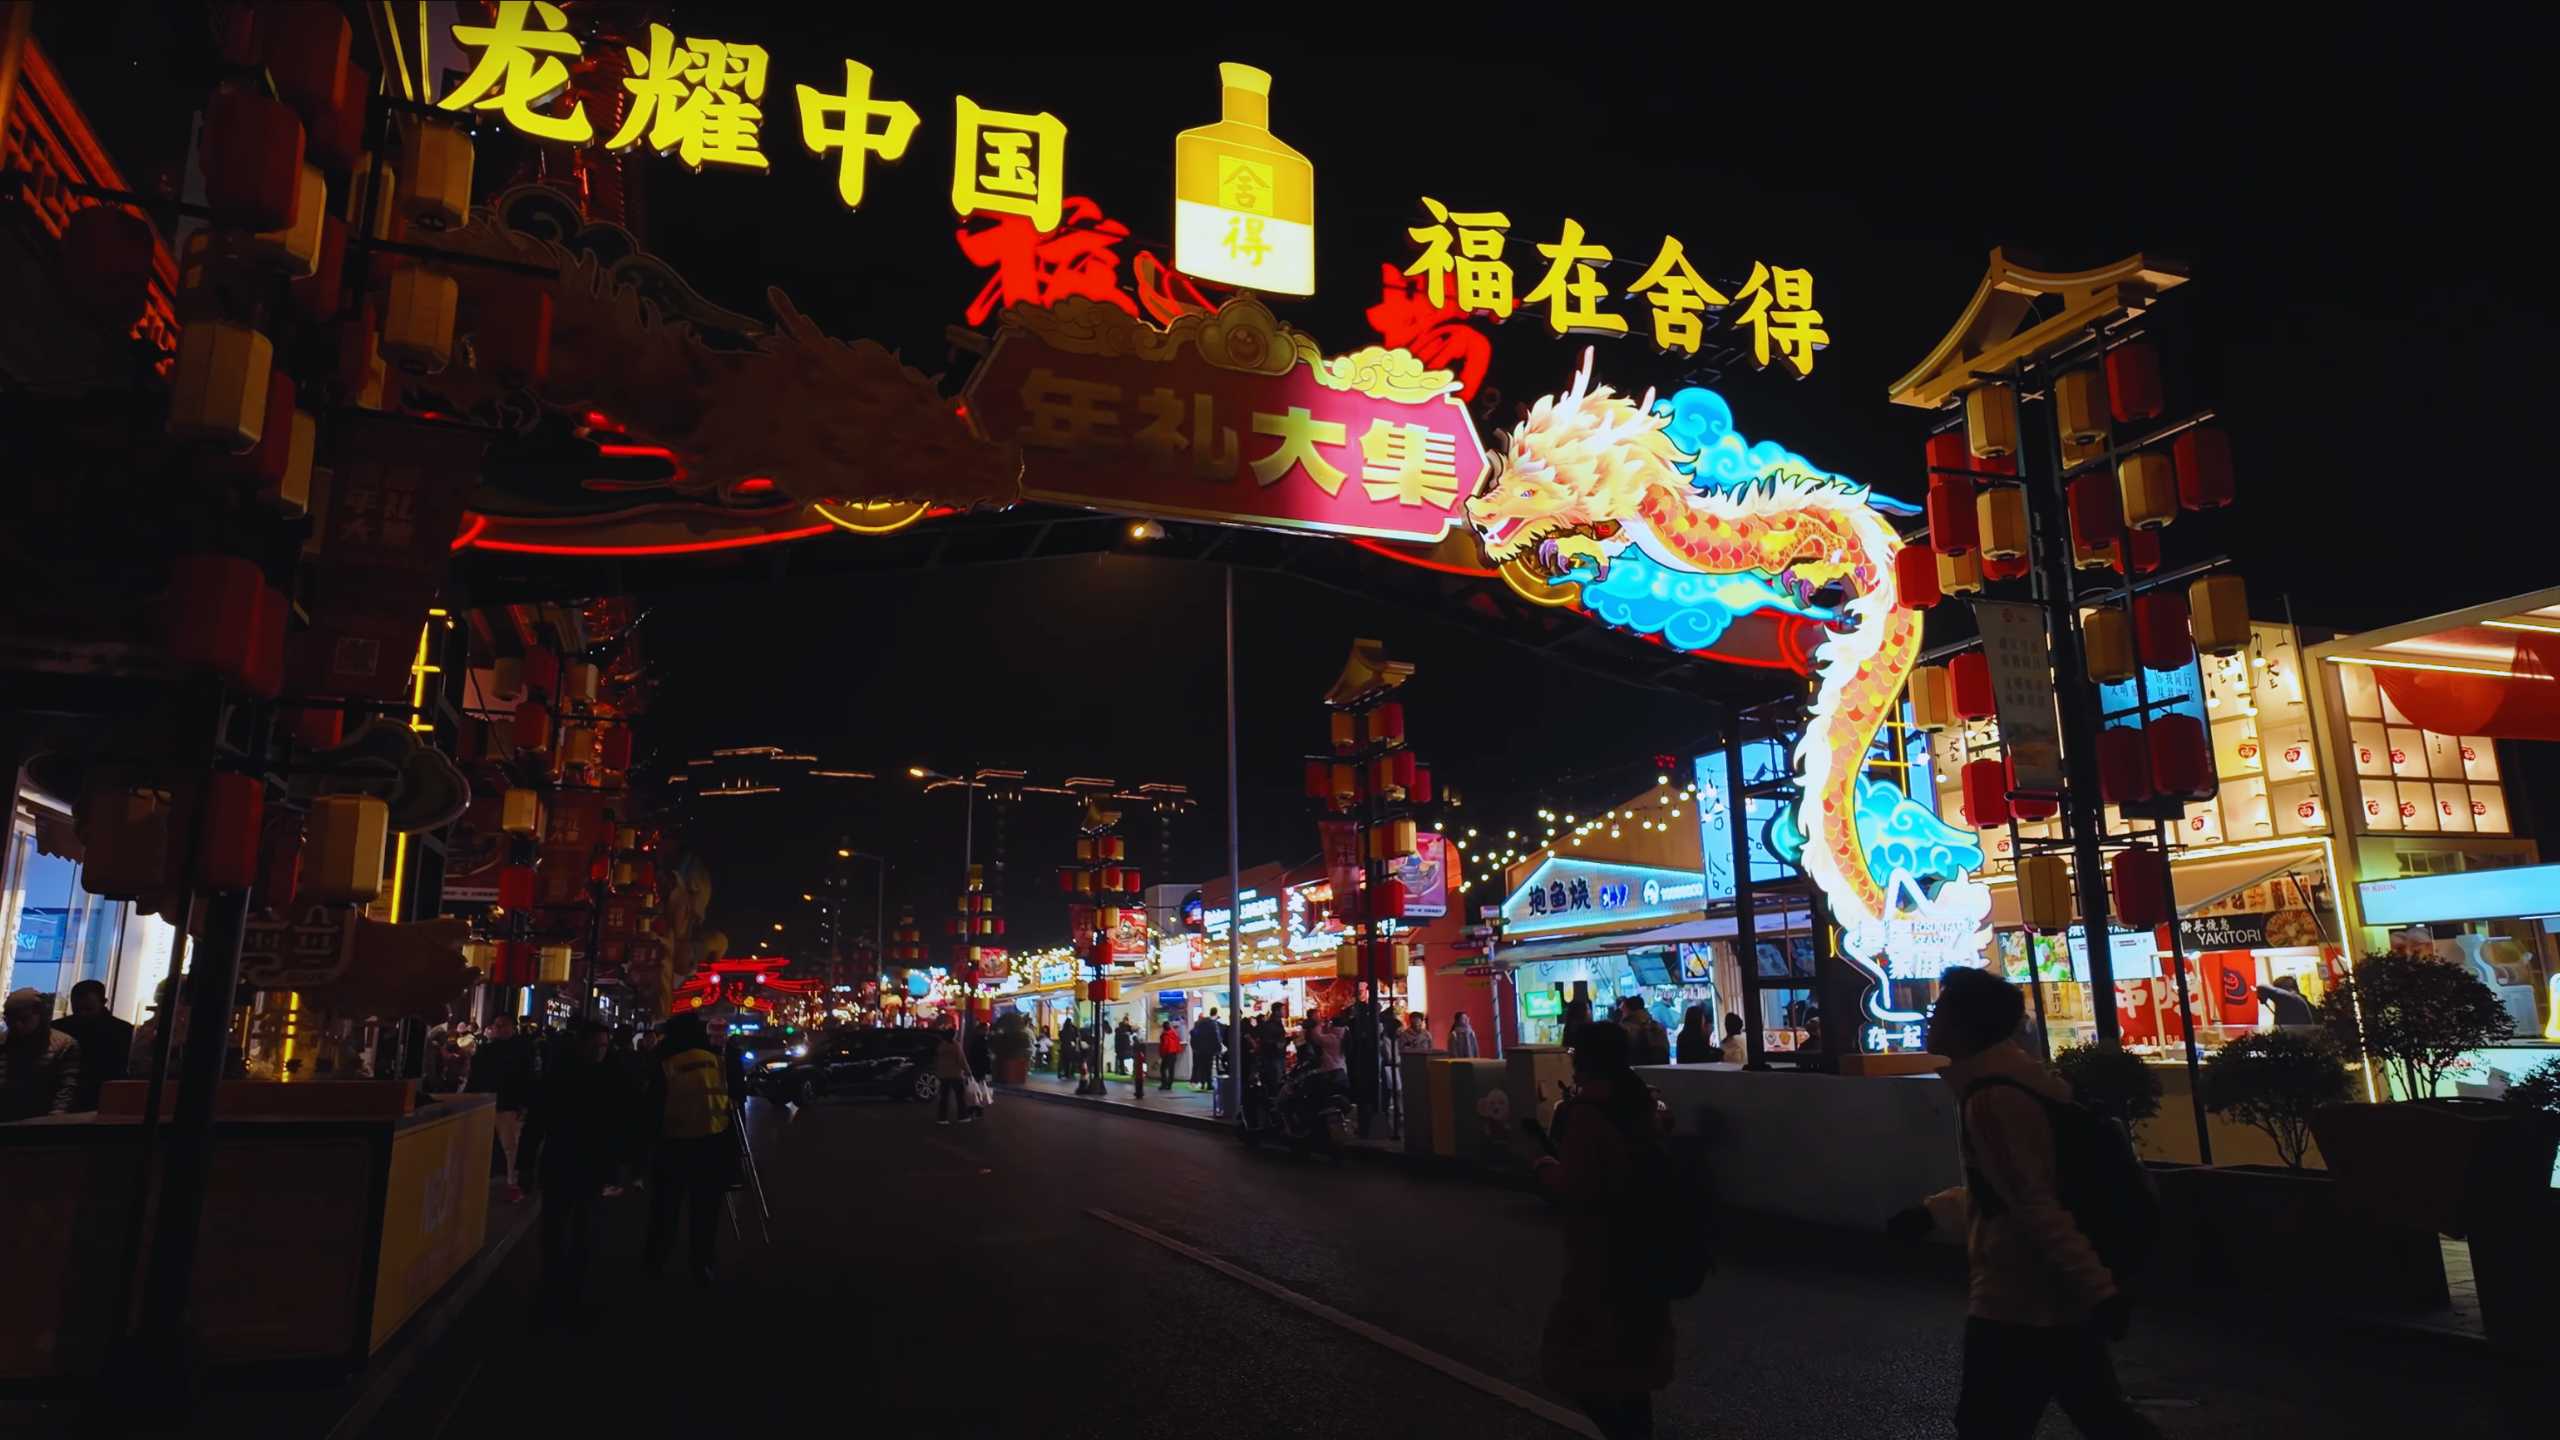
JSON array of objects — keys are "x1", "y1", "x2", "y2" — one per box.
[
  {"x1": 2055, "y1": 1041, "x2": 2164, "y2": 1131},
  {"x1": 2203, "y1": 1030, "x2": 2350, "y2": 1169}
]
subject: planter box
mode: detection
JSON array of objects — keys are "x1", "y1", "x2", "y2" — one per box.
[
  {"x1": 2162, "y1": 1163, "x2": 2446, "y2": 1311},
  {"x1": 2312, "y1": 1099, "x2": 2557, "y2": 1237},
  {"x1": 994, "y1": 1053, "x2": 1031, "y2": 1086}
]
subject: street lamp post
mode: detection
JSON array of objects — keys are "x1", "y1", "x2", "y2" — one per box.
[
  {"x1": 911, "y1": 767, "x2": 978, "y2": 1039},
  {"x1": 834, "y1": 846, "x2": 889, "y2": 1013}
]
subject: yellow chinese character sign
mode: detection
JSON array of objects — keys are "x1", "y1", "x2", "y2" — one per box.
[
  {"x1": 440, "y1": 0, "x2": 593, "y2": 144},
  {"x1": 607, "y1": 23, "x2": 771, "y2": 171},
  {"x1": 1173, "y1": 64, "x2": 1314, "y2": 295},
  {"x1": 951, "y1": 97, "x2": 1067, "y2": 234},
  {"x1": 966, "y1": 297, "x2": 1483, "y2": 543},
  {"x1": 795, "y1": 60, "x2": 920, "y2": 210}
]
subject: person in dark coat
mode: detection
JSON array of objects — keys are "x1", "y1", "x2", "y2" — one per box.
[
  {"x1": 1675, "y1": 1006, "x2": 1714, "y2": 1065},
  {"x1": 964, "y1": 1023, "x2": 993, "y2": 1103},
  {"x1": 468, "y1": 1014, "x2": 540, "y2": 1200},
  {"x1": 1189, "y1": 1009, "x2": 1225, "y2": 1090},
  {"x1": 55, "y1": 980, "x2": 132, "y2": 1110},
  {"x1": 1057, "y1": 1017, "x2": 1082, "y2": 1077},
  {"x1": 523, "y1": 1021, "x2": 628, "y2": 1323},
  {"x1": 1532, "y1": 1021, "x2": 1673, "y2": 1439},
  {"x1": 1, "y1": 988, "x2": 80, "y2": 1121},
  {"x1": 1112, "y1": 1018, "x2": 1135, "y2": 1076}
]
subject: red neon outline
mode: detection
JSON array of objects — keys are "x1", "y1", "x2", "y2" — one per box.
[
  {"x1": 595, "y1": 442, "x2": 679, "y2": 461},
  {"x1": 471, "y1": 524, "x2": 837, "y2": 557},
  {"x1": 1349, "y1": 536, "x2": 1497, "y2": 578},
  {"x1": 450, "y1": 513, "x2": 490, "y2": 551}
]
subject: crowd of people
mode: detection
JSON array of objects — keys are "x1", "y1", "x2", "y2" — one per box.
[{"x1": 0, "y1": 981, "x2": 135, "y2": 1121}]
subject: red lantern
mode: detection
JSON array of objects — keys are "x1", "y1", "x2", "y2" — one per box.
[
  {"x1": 1056, "y1": 870, "x2": 1075, "y2": 894},
  {"x1": 2109, "y1": 848, "x2": 2172, "y2": 929},
  {"x1": 1099, "y1": 866, "x2": 1123, "y2": 891},
  {"x1": 201, "y1": 91, "x2": 306, "y2": 231},
  {"x1": 262, "y1": 3, "x2": 350, "y2": 122},
  {"x1": 2105, "y1": 342, "x2": 2163, "y2": 423},
  {"x1": 2097, "y1": 726, "x2": 2153, "y2": 805},
  {"x1": 1960, "y1": 759, "x2": 2010, "y2": 828},
  {"x1": 1410, "y1": 763, "x2": 1434, "y2": 805},
  {"x1": 257, "y1": 810, "x2": 303, "y2": 918},
  {"x1": 2005, "y1": 757, "x2": 2058, "y2": 821},
  {"x1": 60, "y1": 206, "x2": 159, "y2": 327},
  {"x1": 601, "y1": 726, "x2": 633, "y2": 772},
  {"x1": 2066, "y1": 473, "x2": 2123, "y2": 552},
  {"x1": 294, "y1": 706, "x2": 343, "y2": 750},
  {"x1": 1927, "y1": 473, "x2": 1977, "y2": 556},
  {"x1": 498, "y1": 865, "x2": 537, "y2": 910},
  {"x1": 1924, "y1": 430, "x2": 1969, "y2": 477},
  {"x1": 491, "y1": 941, "x2": 534, "y2": 987},
  {"x1": 1983, "y1": 550, "x2": 2033, "y2": 581},
  {"x1": 1949, "y1": 652, "x2": 1996, "y2": 720},
  {"x1": 2133, "y1": 591, "x2": 2191, "y2": 671},
  {"x1": 1391, "y1": 751, "x2": 1418, "y2": 793},
  {"x1": 166, "y1": 555, "x2": 284, "y2": 698},
  {"x1": 308, "y1": 64, "x2": 371, "y2": 171},
  {"x1": 1371, "y1": 701, "x2": 1406, "y2": 744},
  {"x1": 196, "y1": 772, "x2": 265, "y2": 891},
  {"x1": 522, "y1": 647, "x2": 561, "y2": 699},
  {"x1": 2146, "y1": 712, "x2": 2213, "y2": 800},
  {"x1": 2173, "y1": 426, "x2": 2234, "y2": 510},
  {"x1": 2115, "y1": 527, "x2": 2162, "y2": 576},
  {"x1": 1894, "y1": 542, "x2": 1941, "y2": 608},
  {"x1": 1303, "y1": 760, "x2": 1329, "y2": 799},
  {"x1": 512, "y1": 699, "x2": 552, "y2": 751}
]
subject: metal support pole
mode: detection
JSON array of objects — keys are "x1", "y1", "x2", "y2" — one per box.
[
  {"x1": 2154, "y1": 821, "x2": 2214, "y2": 1164},
  {"x1": 1725, "y1": 712, "x2": 1766, "y2": 1069},
  {"x1": 1222, "y1": 567, "x2": 1245, "y2": 1124},
  {"x1": 133, "y1": 886, "x2": 252, "y2": 1386}
]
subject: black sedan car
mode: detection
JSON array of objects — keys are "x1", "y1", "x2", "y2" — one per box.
[{"x1": 755, "y1": 1027, "x2": 945, "y2": 1104}]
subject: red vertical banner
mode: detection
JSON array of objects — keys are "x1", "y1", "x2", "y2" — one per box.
[
  {"x1": 2205, "y1": 951, "x2": 2258, "y2": 1028},
  {"x1": 1319, "y1": 820, "x2": 1363, "y2": 901},
  {"x1": 2114, "y1": 981, "x2": 2159, "y2": 1046}
]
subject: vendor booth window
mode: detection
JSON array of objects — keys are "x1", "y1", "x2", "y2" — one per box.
[{"x1": 1, "y1": 824, "x2": 126, "y2": 1005}]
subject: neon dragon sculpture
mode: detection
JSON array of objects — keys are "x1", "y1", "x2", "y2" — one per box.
[{"x1": 1467, "y1": 354, "x2": 1988, "y2": 1023}]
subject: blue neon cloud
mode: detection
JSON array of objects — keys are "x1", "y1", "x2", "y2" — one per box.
[
  {"x1": 1855, "y1": 776, "x2": 1982, "y2": 888},
  {"x1": 1560, "y1": 549, "x2": 1832, "y2": 651}
]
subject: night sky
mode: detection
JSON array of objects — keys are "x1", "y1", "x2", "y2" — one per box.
[{"x1": 39, "y1": 10, "x2": 2558, "y2": 949}]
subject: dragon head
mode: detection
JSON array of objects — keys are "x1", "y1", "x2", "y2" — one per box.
[{"x1": 1467, "y1": 351, "x2": 1680, "y2": 567}]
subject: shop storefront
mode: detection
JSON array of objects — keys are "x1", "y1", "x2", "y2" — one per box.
[
  {"x1": 1494, "y1": 853, "x2": 1716, "y2": 1045},
  {"x1": 1, "y1": 778, "x2": 182, "y2": 1027}
]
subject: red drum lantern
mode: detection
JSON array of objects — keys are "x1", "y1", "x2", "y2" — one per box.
[
  {"x1": 512, "y1": 699, "x2": 551, "y2": 751},
  {"x1": 309, "y1": 65, "x2": 371, "y2": 170},
  {"x1": 60, "y1": 205, "x2": 159, "y2": 328},
  {"x1": 1927, "y1": 472, "x2": 1977, "y2": 556},
  {"x1": 166, "y1": 555, "x2": 284, "y2": 698},
  {"x1": 1099, "y1": 866, "x2": 1123, "y2": 891},
  {"x1": 2115, "y1": 527, "x2": 2162, "y2": 576},
  {"x1": 1122, "y1": 869, "x2": 1142, "y2": 894},
  {"x1": 2066, "y1": 473, "x2": 2123, "y2": 553},
  {"x1": 1303, "y1": 760, "x2": 1329, "y2": 799},
  {"x1": 1391, "y1": 751, "x2": 1418, "y2": 795},
  {"x1": 294, "y1": 706, "x2": 344, "y2": 750},
  {"x1": 601, "y1": 725, "x2": 634, "y2": 772},
  {"x1": 262, "y1": 2, "x2": 350, "y2": 122},
  {"x1": 2006, "y1": 757, "x2": 2058, "y2": 821},
  {"x1": 498, "y1": 865, "x2": 537, "y2": 910},
  {"x1": 2109, "y1": 848, "x2": 2172, "y2": 930},
  {"x1": 289, "y1": 211, "x2": 345, "y2": 320},
  {"x1": 257, "y1": 811, "x2": 303, "y2": 918},
  {"x1": 196, "y1": 772, "x2": 265, "y2": 892},
  {"x1": 2133, "y1": 591, "x2": 2192, "y2": 671},
  {"x1": 2106, "y1": 342, "x2": 2163, "y2": 423},
  {"x1": 1367, "y1": 702, "x2": 1406, "y2": 745},
  {"x1": 2147, "y1": 712, "x2": 2213, "y2": 800},
  {"x1": 1982, "y1": 550, "x2": 2033, "y2": 582},
  {"x1": 1410, "y1": 763, "x2": 1434, "y2": 805},
  {"x1": 2173, "y1": 426, "x2": 2235, "y2": 510},
  {"x1": 201, "y1": 91, "x2": 306, "y2": 231},
  {"x1": 1960, "y1": 759, "x2": 2010, "y2": 828},
  {"x1": 1056, "y1": 870, "x2": 1076, "y2": 894},
  {"x1": 1894, "y1": 540, "x2": 1941, "y2": 609},
  {"x1": 475, "y1": 280, "x2": 552, "y2": 383},
  {"x1": 2097, "y1": 726, "x2": 2152, "y2": 805},
  {"x1": 1923, "y1": 429, "x2": 1968, "y2": 477},
  {"x1": 1375, "y1": 876, "x2": 1408, "y2": 920},
  {"x1": 1949, "y1": 651, "x2": 1996, "y2": 721}
]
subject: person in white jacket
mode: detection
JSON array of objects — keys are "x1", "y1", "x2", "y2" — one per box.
[{"x1": 1920, "y1": 968, "x2": 2158, "y2": 1440}]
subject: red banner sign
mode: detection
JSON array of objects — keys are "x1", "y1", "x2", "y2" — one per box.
[{"x1": 966, "y1": 296, "x2": 1487, "y2": 544}]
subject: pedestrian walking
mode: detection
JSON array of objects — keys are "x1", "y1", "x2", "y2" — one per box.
[
  {"x1": 1531, "y1": 1021, "x2": 1673, "y2": 1440},
  {"x1": 1, "y1": 988, "x2": 80, "y2": 1121},
  {"x1": 1189, "y1": 1009, "x2": 1224, "y2": 1091},
  {"x1": 1617, "y1": 997, "x2": 1670, "y2": 1067},
  {"x1": 1720, "y1": 1013, "x2": 1748, "y2": 1064},
  {"x1": 1112, "y1": 1017, "x2": 1135, "y2": 1076},
  {"x1": 524, "y1": 1020, "x2": 627, "y2": 1325},
  {"x1": 1448, "y1": 1012, "x2": 1479, "y2": 1058},
  {"x1": 1398, "y1": 1011, "x2": 1433, "y2": 1058},
  {"x1": 933, "y1": 1026, "x2": 971, "y2": 1124},
  {"x1": 1157, "y1": 1019, "x2": 1182, "y2": 1092},
  {"x1": 54, "y1": 979, "x2": 132, "y2": 1111},
  {"x1": 1918, "y1": 967, "x2": 2159, "y2": 1440},
  {"x1": 643, "y1": 1015, "x2": 737, "y2": 1285},
  {"x1": 1675, "y1": 1006, "x2": 1713, "y2": 1064},
  {"x1": 468, "y1": 1014, "x2": 539, "y2": 1201},
  {"x1": 965, "y1": 1022, "x2": 993, "y2": 1119},
  {"x1": 1057, "y1": 1017, "x2": 1082, "y2": 1077}
]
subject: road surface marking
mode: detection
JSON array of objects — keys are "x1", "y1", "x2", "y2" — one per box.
[{"x1": 1088, "y1": 1208, "x2": 1602, "y2": 1439}]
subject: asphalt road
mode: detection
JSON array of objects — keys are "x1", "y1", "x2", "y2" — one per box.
[{"x1": 354, "y1": 1094, "x2": 2528, "y2": 1440}]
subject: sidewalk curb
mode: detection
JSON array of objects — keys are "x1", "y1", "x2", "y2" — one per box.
[
  {"x1": 1000, "y1": 1082, "x2": 1238, "y2": 1138},
  {"x1": 996, "y1": 1083, "x2": 1508, "y2": 1184}
]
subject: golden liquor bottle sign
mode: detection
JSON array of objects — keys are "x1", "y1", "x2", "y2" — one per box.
[{"x1": 1174, "y1": 64, "x2": 1314, "y2": 296}]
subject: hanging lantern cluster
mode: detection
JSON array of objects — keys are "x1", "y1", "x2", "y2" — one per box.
[{"x1": 890, "y1": 912, "x2": 925, "y2": 968}]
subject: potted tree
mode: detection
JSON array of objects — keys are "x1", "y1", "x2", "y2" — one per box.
[
  {"x1": 2309, "y1": 954, "x2": 2522, "y2": 1237},
  {"x1": 2055, "y1": 1040, "x2": 2164, "y2": 1136},
  {"x1": 2184, "y1": 1030, "x2": 2443, "y2": 1307},
  {"x1": 2466, "y1": 1058, "x2": 2560, "y2": 1351},
  {"x1": 990, "y1": 1010, "x2": 1034, "y2": 1086}
]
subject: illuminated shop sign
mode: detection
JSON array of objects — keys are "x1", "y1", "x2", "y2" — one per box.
[
  {"x1": 1500, "y1": 859, "x2": 1705, "y2": 938},
  {"x1": 2360, "y1": 864, "x2": 2560, "y2": 928},
  {"x1": 1203, "y1": 888, "x2": 1280, "y2": 941}
]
